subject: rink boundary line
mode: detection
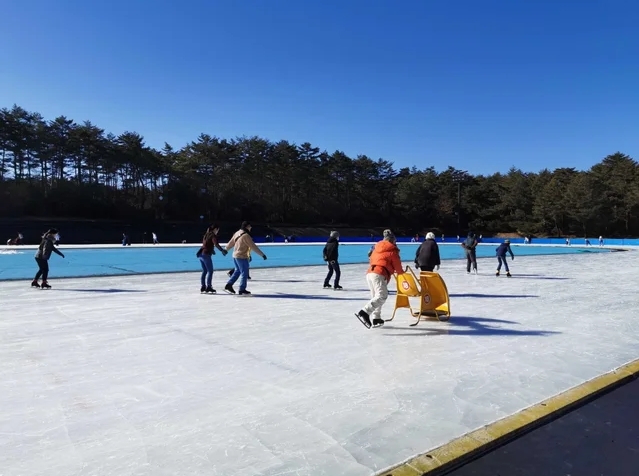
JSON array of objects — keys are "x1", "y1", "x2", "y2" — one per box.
[
  {"x1": 377, "y1": 358, "x2": 639, "y2": 476},
  {"x1": 1, "y1": 242, "x2": 635, "y2": 251}
]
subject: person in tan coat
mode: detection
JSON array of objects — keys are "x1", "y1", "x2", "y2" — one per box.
[{"x1": 224, "y1": 221, "x2": 267, "y2": 295}]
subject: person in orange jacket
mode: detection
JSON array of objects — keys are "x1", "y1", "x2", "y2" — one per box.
[{"x1": 355, "y1": 229, "x2": 405, "y2": 328}]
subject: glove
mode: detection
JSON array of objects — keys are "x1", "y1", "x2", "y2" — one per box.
[
  {"x1": 435, "y1": 265, "x2": 440, "y2": 271},
  {"x1": 511, "y1": 256, "x2": 514, "y2": 261},
  {"x1": 222, "y1": 249, "x2": 228, "y2": 256},
  {"x1": 262, "y1": 255, "x2": 267, "y2": 260},
  {"x1": 61, "y1": 253, "x2": 65, "y2": 259}
]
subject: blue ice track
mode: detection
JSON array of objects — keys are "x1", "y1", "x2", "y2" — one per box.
[{"x1": 0, "y1": 243, "x2": 613, "y2": 281}]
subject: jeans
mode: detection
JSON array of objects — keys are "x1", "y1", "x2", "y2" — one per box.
[
  {"x1": 199, "y1": 253, "x2": 214, "y2": 287},
  {"x1": 228, "y1": 258, "x2": 250, "y2": 291},
  {"x1": 324, "y1": 261, "x2": 341, "y2": 287},
  {"x1": 34, "y1": 257, "x2": 49, "y2": 282},
  {"x1": 466, "y1": 249, "x2": 477, "y2": 272},
  {"x1": 362, "y1": 273, "x2": 389, "y2": 320},
  {"x1": 497, "y1": 255, "x2": 509, "y2": 272}
]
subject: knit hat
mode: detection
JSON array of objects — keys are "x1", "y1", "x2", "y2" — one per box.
[
  {"x1": 383, "y1": 229, "x2": 395, "y2": 241},
  {"x1": 241, "y1": 221, "x2": 251, "y2": 229},
  {"x1": 426, "y1": 232, "x2": 435, "y2": 240},
  {"x1": 330, "y1": 230, "x2": 340, "y2": 238},
  {"x1": 504, "y1": 239, "x2": 510, "y2": 244}
]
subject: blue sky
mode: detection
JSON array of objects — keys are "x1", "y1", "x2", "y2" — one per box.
[{"x1": 2, "y1": 0, "x2": 638, "y2": 175}]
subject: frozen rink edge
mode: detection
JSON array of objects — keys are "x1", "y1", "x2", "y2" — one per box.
[{"x1": 377, "y1": 358, "x2": 639, "y2": 476}]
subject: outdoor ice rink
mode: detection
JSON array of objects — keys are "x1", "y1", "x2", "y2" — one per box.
[{"x1": 1, "y1": 249, "x2": 638, "y2": 476}]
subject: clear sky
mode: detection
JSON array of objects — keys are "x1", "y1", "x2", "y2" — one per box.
[{"x1": 2, "y1": 0, "x2": 638, "y2": 175}]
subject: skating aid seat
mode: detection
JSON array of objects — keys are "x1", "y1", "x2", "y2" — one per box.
[{"x1": 387, "y1": 266, "x2": 451, "y2": 326}]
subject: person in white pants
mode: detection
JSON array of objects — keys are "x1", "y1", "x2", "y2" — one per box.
[{"x1": 355, "y1": 229, "x2": 405, "y2": 328}]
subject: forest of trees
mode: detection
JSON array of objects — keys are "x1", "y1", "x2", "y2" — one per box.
[{"x1": 1, "y1": 104, "x2": 638, "y2": 237}]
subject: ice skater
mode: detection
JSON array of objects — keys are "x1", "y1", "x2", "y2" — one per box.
[
  {"x1": 414, "y1": 231, "x2": 441, "y2": 272},
  {"x1": 323, "y1": 231, "x2": 342, "y2": 290},
  {"x1": 599, "y1": 235, "x2": 604, "y2": 246},
  {"x1": 197, "y1": 224, "x2": 228, "y2": 293},
  {"x1": 461, "y1": 231, "x2": 478, "y2": 274},
  {"x1": 31, "y1": 228, "x2": 65, "y2": 289},
  {"x1": 224, "y1": 221, "x2": 267, "y2": 295},
  {"x1": 355, "y1": 229, "x2": 405, "y2": 329},
  {"x1": 495, "y1": 239, "x2": 514, "y2": 277},
  {"x1": 152, "y1": 232, "x2": 159, "y2": 244}
]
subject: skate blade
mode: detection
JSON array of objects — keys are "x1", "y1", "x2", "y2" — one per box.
[{"x1": 354, "y1": 313, "x2": 372, "y2": 329}]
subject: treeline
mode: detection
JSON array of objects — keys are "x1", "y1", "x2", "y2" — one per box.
[{"x1": 1, "y1": 104, "x2": 638, "y2": 236}]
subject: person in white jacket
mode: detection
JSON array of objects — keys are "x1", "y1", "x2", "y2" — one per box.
[{"x1": 224, "y1": 221, "x2": 267, "y2": 295}]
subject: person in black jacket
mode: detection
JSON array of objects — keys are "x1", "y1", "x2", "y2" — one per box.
[
  {"x1": 414, "y1": 232, "x2": 441, "y2": 272},
  {"x1": 495, "y1": 239, "x2": 514, "y2": 277},
  {"x1": 323, "y1": 231, "x2": 342, "y2": 290},
  {"x1": 31, "y1": 228, "x2": 65, "y2": 289},
  {"x1": 461, "y1": 231, "x2": 478, "y2": 274}
]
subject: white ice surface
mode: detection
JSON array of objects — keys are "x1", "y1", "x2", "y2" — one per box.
[{"x1": 1, "y1": 251, "x2": 639, "y2": 476}]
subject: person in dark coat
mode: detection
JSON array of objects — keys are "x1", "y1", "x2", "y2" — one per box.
[
  {"x1": 32, "y1": 228, "x2": 65, "y2": 289},
  {"x1": 414, "y1": 232, "x2": 441, "y2": 272},
  {"x1": 495, "y1": 239, "x2": 514, "y2": 277},
  {"x1": 461, "y1": 231, "x2": 478, "y2": 274},
  {"x1": 323, "y1": 231, "x2": 342, "y2": 289}
]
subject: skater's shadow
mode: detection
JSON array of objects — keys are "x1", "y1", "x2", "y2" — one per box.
[
  {"x1": 450, "y1": 293, "x2": 539, "y2": 298},
  {"x1": 509, "y1": 274, "x2": 571, "y2": 280},
  {"x1": 56, "y1": 288, "x2": 148, "y2": 293},
  {"x1": 256, "y1": 293, "x2": 368, "y2": 301},
  {"x1": 251, "y1": 279, "x2": 313, "y2": 283},
  {"x1": 382, "y1": 315, "x2": 558, "y2": 337}
]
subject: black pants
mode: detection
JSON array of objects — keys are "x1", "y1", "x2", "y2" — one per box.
[
  {"x1": 34, "y1": 257, "x2": 49, "y2": 282},
  {"x1": 419, "y1": 266, "x2": 435, "y2": 272},
  {"x1": 324, "y1": 261, "x2": 341, "y2": 287},
  {"x1": 466, "y1": 250, "x2": 477, "y2": 272}
]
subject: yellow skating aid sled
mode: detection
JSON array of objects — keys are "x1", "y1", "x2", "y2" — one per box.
[{"x1": 387, "y1": 265, "x2": 451, "y2": 326}]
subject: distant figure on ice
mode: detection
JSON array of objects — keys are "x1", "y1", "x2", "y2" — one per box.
[
  {"x1": 197, "y1": 224, "x2": 228, "y2": 294},
  {"x1": 31, "y1": 228, "x2": 65, "y2": 289},
  {"x1": 599, "y1": 235, "x2": 604, "y2": 246},
  {"x1": 524, "y1": 236, "x2": 530, "y2": 244},
  {"x1": 456, "y1": 235, "x2": 460, "y2": 243},
  {"x1": 495, "y1": 239, "x2": 514, "y2": 277},
  {"x1": 565, "y1": 238, "x2": 571, "y2": 246},
  {"x1": 152, "y1": 232, "x2": 159, "y2": 244},
  {"x1": 6, "y1": 232, "x2": 23, "y2": 245},
  {"x1": 355, "y1": 229, "x2": 405, "y2": 329},
  {"x1": 441, "y1": 234, "x2": 445, "y2": 242},
  {"x1": 461, "y1": 232, "x2": 478, "y2": 274},
  {"x1": 585, "y1": 238, "x2": 591, "y2": 246},
  {"x1": 414, "y1": 232, "x2": 441, "y2": 272},
  {"x1": 122, "y1": 233, "x2": 131, "y2": 246},
  {"x1": 224, "y1": 221, "x2": 267, "y2": 295},
  {"x1": 323, "y1": 231, "x2": 342, "y2": 290}
]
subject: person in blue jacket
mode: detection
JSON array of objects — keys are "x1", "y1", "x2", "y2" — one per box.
[{"x1": 496, "y1": 239, "x2": 514, "y2": 277}]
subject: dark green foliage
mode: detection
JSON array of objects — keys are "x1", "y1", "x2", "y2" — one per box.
[{"x1": 1, "y1": 104, "x2": 638, "y2": 236}]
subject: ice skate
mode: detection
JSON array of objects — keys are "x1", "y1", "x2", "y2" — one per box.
[
  {"x1": 238, "y1": 289, "x2": 252, "y2": 296},
  {"x1": 224, "y1": 284, "x2": 236, "y2": 294},
  {"x1": 41, "y1": 281, "x2": 51, "y2": 289},
  {"x1": 355, "y1": 310, "x2": 372, "y2": 329},
  {"x1": 200, "y1": 285, "x2": 206, "y2": 293},
  {"x1": 334, "y1": 285, "x2": 343, "y2": 290},
  {"x1": 323, "y1": 284, "x2": 331, "y2": 289},
  {"x1": 506, "y1": 272, "x2": 512, "y2": 278},
  {"x1": 31, "y1": 280, "x2": 40, "y2": 288},
  {"x1": 495, "y1": 270, "x2": 500, "y2": 277},
  {"x1": 372, "y1": 318, "x2": 384, "y2": 328},
  {"x1": 205, "y1": 286, "x2": 216, "y2": 294}
]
